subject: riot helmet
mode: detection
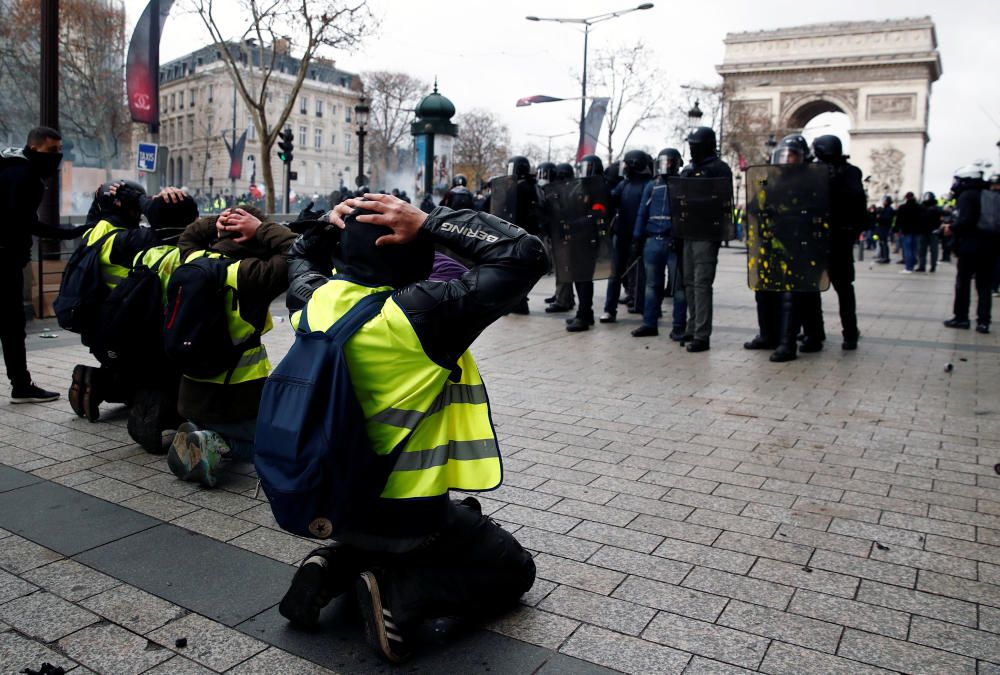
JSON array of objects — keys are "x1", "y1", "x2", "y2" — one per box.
[
  {"x1": 771, "y1": 134, "x2": 812, "y2": 165},
  {"x1": 506, "y1": 156, "x2": 532, "y2": 179},
  {"x1": 536, "y1": 162, "x2": 556, "y2": 186},
  {"x1": 579, "y1": 154, "x2": 604, "y2": 178},
  {"x1": 452, "y1": 174, "x2": 467, "y2": 188},
  {"x1": 554, "y1": 162, "x2": 575, "y2": 182},
  {"x1": 686, "y1": 126, "x2": 717, "y2": 164},
  {"x1": 922, "y1": 191, "x2": 936, "y2": 204},
  {"x1": 94, "y1": 180, "x2": 147, "y2": 226},
  {"x1": 604, "y1": 161, "x2": 622, "y2": 188},
  {"x1": 623, "y1": 149, "x2": 652, "y2": 178},
  {"x1": 811, "y1": 135, "x2": 845, "y2": 163},
  {"x1": 655, "y1": 148, "x2": 683, "y2": 177},
  {"x1": 951, "y1": 165, "x2": 985, "y2": 194}
]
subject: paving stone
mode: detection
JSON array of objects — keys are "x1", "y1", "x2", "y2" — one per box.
[
  {"x1": 569, "y1": 520, "x2": 664, "y2": 553},
  {"x1": 228, "y1": 527, "x2": 317, "y2": 564},
  {"x1": 534, "y1": 478, "x2": 619, "y2": 504},
  {"x1": 73, "y1": 475, "x2": 148, "y2": 503},
  {"x1": 684, "y1": 656, "x2": 756, "y2": 674},
  {"x1": 759, "y1": 641, "x2": 894, "y2": 675},
  {"x1": 171, "y1": 508, "x2": 268, "y2": 542},
  {"x1": 643, "y1": 611, "x2": 769, "y2": 670},
  {"x1": 52, "y1": 469, "x2": 105, "y2": 487},
  {"x1": 539, "y1": 585, "x2": 655, "y2": 635},
  {"x1": 686, "y1": 508, "x2": 778, "y2": 538},
  {"x1": 826, "y1": 517, "x2": 926, "y2": 548},
  {"x1": 81, "y1": 584, "x2": 187, "y2": 634},
  {"x1": 809, "y1": 550, "x2": 916, "y2": 587},
  {"x1": 488, "y1": 605, "x2": 580, "y2": 650},
  {"x1": 227, "y1": 646, "x2": 338, "y2": 674},
  {"x1": 559, "y1": 624, "x2": 690, "y2": 675},
  {"x1": 0, "y1": 537, "x2": 64, "y2": 574},
  {"x1": 718, "y1": 599, "x2": 842, "y2": 653},
  {"x1": 841, "y1": 490, "x2": 929, "y2": 517},
  {"x1": 612, "y1": 576, "x2": 728, "y2": 622},
  {"x1": 917, "y1": 570, "x2": 1000, "y2": 608},
  {"x1": 983, "y1": 562, "x2": 1000, "y2": 585},
  {"x1": 774, "y1": 523, "x2": 871, "y2": 558},
  {"x1": 119, "y1": 492, "x2": 199, "y2": 522},
  {"x1": 591, "y1": 475, "x2": 667, "y2": 500},
  {"x1": 838, "y1": 627, "x2": 976, "y2": 674},
  {"x1": 714, "y1": 531, "x2": 812, "y2": 565},
  {"x1": 143, "y1": 655, "x2": 216, "y2": 674},
  {"x1": 549, "y1": 498, "x2": 638, "y2": 526},
  {"x1": 880, "y1": 511, "x2": 977, "y2": 541},
  {"x1": 630, "y1": 514, "x2": 721, "y2": 546},
  {"x1": 713, "y1": 483, "x2": 796, "y2": 508},
  {"x1": 641, "y1": 471, "x2": 718, "y2": 494},
  {"x1": 858, "y1": 578, "x2": 978, "y2": 627},
  {"x1": 133, "y1": 473, "x2": 202, "y2": 499},
  {"x1": 487, "y1": 483, "x2": 564, "y2": 509},
  {"x1": 58, "y1": 622, "x2": 172, "y2": 675},
  {"x1": 683, "y1": 566, "x2": 794, "y2": 610},
  {"x1": 21, "y1": 559, "x2": 120, "y2": 602},
  {"x1": 925, "y1": 533, "x2": 1000, "y2": 565},
  {"x1": 182, "y1": 488, "x2": 260, "y2": 515},
  {"x1": 534, "y1": 553, "x2": 626, "y2": 595},
  {"x1": 520, "y1": 578, "x2": 557, "y2": 607},
  {"x1": 653, "y1": 536, "x2": 755, "y2": 574},
  {"x1": 0, "y1": 590, "x2": 98, "y2": 641},
  {"x1": 0, "y1": 630, "x2": 79, "y2": 674},
  {"x1": 587, "y1": 546, "x2": 690, "y2": 585},
  {"x1": 516, "y1": 526, "x2": 603, "y2": 561},
  {"x1": 664, "y1": 488, "x2": 748, "y2": 516},
  {"x1": 910, "y1": 615, "x2": 1000, "y2": 662},
  {"x1": 761, "y1": 479, "x2": 842, "y2": 502},
  {"x1": 750, "y1": 557, "x2": 859, "y2": 598},
  {"x1": 740, "y1": 503, "x2": 832, "y2": 531},
  {"x1": 789, "y1": 588, "x2": 910, "y2": 640},
  {"x1": 493, "y1": 503, "x2": 581, "y2": 534},
  {"x1": 147, "y1": 612, "x2": 268, "y2": 671},
  {"x1": 690, "y1": 466, "x2": 766, "y2": 489},
  {"x1": 606, "y1": 493, "x2": 694, "y2": 521},
  {"x1": 0, "y1": 567, "x2": 37, "y2": 604},
  {"x1": 91, "y1": 459, "x2": 159, "y2": 484},
  {"x1": 870, "y1": 541, "x2": 979, "y2": 578},
  {"x1": 981, "y1": 605, "x2": 1000, "y2": 634}
]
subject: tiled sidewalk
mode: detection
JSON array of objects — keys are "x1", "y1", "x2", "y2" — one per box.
[{"x1": 1, "y1": 248, "x2": 999, "y2": 674}]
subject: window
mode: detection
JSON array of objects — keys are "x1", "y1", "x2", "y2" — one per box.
[
  {"x1": 315, "y1": 99, "x2": 323, "y2": 117},
  {"x1": 189, "y1": 89, "x2": 196, "y2": 106},
  {"x1": 177, "y1": 119, "x2": 183, "y2": 143},
  {"x1": 330, "y1": 132, "x2": 336, "y2": 147},
  {"x1": 208, "y1": 84, "x2": 214, "y2": 103},
  {"x1": 284, "y1": 94, "x2": 290, "y2": 107},
  {"x1": 345, "y1": 135, "x2": 351, "y2": 154},
  {"x1": 299, "y1": 96, "x2": 308, "y2": 115},
  {"x1": 248, "y1": 113, "x2": 256, "y2": 141},
  {"x1": 207, "y1": 116, "x2": 213, "y2": 134},
  {"x1": 170, "y1": 93, "x2": 176, "y2": 111},
  {"x1": 299, "y1": 126, "x2": 307, "y2": 147},
  {"x1": 345, "y1": 106, "x2": 351, "y2": 123},
  {"x1": 178, "y1": 91, "x2": 184, "y2": 109},
  {"x1": 314, "y1": 128, "x2": 322, "y2": 150},
  {"x1": 331, "y1": 104, "x2": 337, "y2": 117},
  {"x1": 316, "y1": 161, "x2": 322, "y2": 185},
  {"x1": 187, "y1": 116, "x2": 194, "y2": 141}
]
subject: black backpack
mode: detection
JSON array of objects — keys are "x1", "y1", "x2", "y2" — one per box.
[
  {"x1": 163, "y1": 255, "x2": 258, "y2": 379},
  {"x1": 93, "y1": 248, "x2": 174, "y2": 367},
  {"x1": 254, "y1": 289, "x2": 403, "y2": 538},
  {"x1": 978, "y1": 191, "x2": 1000, "y2": 234},
  {"x1": 54, "y1": 230, "x2": 118, "y2": 335}
]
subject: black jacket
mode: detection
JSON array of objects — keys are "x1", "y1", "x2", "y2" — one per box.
[
  {"x1": 0, "y1": 150, "x2": 81, "y2": 263},
  {"x1": 826, "y1": 161, "x2": 867, "y2": 240},
  {"x1": 894, "y1": 199, "x2": 923, "y2": 235},
  {"x1": 287, "y1": 207, "x2": 547, "y2": 370},
  {"x1": 680, "y1": 155, "x2": 733, "y2": 181}
]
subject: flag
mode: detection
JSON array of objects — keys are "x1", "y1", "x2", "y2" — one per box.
[
  {"x1": 126, "y1": 0, "x2": 174, "y2": 127},
  {"x1": 576, "y1": 97, "x2": 609, "y2": 162},
  {"x1": 225, "y1": 130, "x2": 248, "y2": 180},
  {"x1": 738, "y1": 153, "x2": 748, "y2": 172},
  {"x1": 516, "y1": 95, "x2": 565, "y2": 107}
]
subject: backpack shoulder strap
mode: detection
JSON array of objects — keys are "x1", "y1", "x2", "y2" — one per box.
[{"x1": 326, "y1": 291, "x2": 392, "y2": 345}]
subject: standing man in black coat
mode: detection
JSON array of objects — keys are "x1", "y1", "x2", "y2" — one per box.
[
  {"x1": 678, "y1": 127, "x2": 732, "y2": 352},
  {"x1": 812, "y1": 135, "x2": 867, "y2": 350},
  {"x1": 0, "y1": 126, "x2": 85, "y2": 403}
]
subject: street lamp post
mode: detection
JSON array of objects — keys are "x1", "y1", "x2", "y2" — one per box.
[
  {"x1": 526, "y1": 3, "x2": 654, "y2": 161},
  {"x1": 687, "y1": 100, "x2": 704, "y2": 131},
  {"x1": 527, "y1": 131, "x2": 576, "y2": 162},
  {"x1": 354, "y1": 95, "x2": 370, "y2": 188}
]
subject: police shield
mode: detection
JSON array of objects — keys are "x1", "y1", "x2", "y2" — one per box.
[
  {"x1": 745, "y1": 163, "x2": 831, "y2": 292},
  {"x1": 667, "y1": 176, "x2": 735, "y2": 241},
  {"x1": 489, "y1": 175, "x2": 518, "y2": 224},
  {"x1": 543, "y1": 176, "x2": 613, "y2": 283}
]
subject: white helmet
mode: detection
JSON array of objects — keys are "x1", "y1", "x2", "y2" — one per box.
[{"x1": 953, "y1": 165, "x2": 984, "y2": 181}]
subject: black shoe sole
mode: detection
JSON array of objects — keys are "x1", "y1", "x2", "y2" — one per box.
[
  {"x1": 280, "y1": 564, "x2": 335, "y2": 629},
  {"x1": 356, "y1": 572, "x2": 411, "y2": 664},
  {"x1": 69, "y1": 365, "x2": 87, "y2": 417}
]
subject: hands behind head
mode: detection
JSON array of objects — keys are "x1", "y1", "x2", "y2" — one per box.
[
  {"x1": 329, "y1": 193, "x2": 428, "y2": 246},
  {"x1": 216, "y1": 207, "x2": 262, "y2": 243},
  {"x1": 154, "y1": 187, "x2": 186, "y2": 204}
]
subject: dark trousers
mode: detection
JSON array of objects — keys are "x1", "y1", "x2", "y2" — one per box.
[
  {"x1": 554, "y1": 281, "x2": 575, "y2": 307},
  {"x1": 0, "y1": 258, "x2": 30, "y2": 388},
  {"x1": 603, "y1": 232, "x2": 633, "y2": 313},
  {"x1": 366, "y1": 499, "x2": 535, "y2": 631},
  {"x1": 829, "y1": 249, "x2": 858, "y2": 340},
  {"x1": 574, "y1": 281, "x2": 594, "y2": 321},
  {"x1": 797, "y1": 291, "x2": 825, "y2": 342},
  {"x1": 917, "y1": 233, "x2": 938, "y2": 271},
  {"x1": 641, "y1": 238, "x2": 686, "y2": 330},
  {"x1": 954, "y1": 251, "x2": 997, "y2": 325},
  {"x1": 754, "y1": 291, "x2": 780, "y2": 345},
  {"x1": 682, "y1": 239, "x2": 719, "y2": 341},
  {"x1": 876, "y1": 227, "x2": 891, "y2": 261}
]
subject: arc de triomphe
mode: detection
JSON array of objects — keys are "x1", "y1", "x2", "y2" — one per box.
[{"x1": 718, "y1": 17, "x2": 942, "y2": 199}]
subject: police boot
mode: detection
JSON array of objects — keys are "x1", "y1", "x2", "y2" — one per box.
[
  {"x1": 127, "y1": 389, "x2": 167, "y2": 455},
  {"x1": 280, "y1": 544, "x2": 359, "y2": 629},
  {"x1": 770, "y1": 293, "x2": 798, "y2": 363},
  {"x1": 567, "y1": 311, "x2": 595, "y2": 332}
]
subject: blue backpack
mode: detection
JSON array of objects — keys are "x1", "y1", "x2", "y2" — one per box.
[
  {"x1": 254, "y1": 288, "x2": 403, "y2": 539},
  {"x1": 54, "y1": 230, "x2": 118, "y2": 335}
]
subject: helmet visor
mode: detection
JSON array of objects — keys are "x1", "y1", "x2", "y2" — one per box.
[{"x1": 772, "y1": 147, "x2": 806, "y2": 165}]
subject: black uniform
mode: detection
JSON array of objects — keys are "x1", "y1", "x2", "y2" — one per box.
[
  {"x1": 824, "y1": 160, "x2": 867, "y2": 346},
  {"x1": 948, "y1": 183, "x2": 998, "y2": 330}
]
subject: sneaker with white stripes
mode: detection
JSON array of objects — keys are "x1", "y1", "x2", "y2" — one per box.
[{"x1": 355, "y1": 570, "x2": 411, "y2": 664}]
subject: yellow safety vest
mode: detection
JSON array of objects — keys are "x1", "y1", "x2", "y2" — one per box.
[
  {"x1": 182, "y1": 250, "x2": 273, "y2": 385},
  {"x1": 83, "y1": 220, "x2": 129, "y2": 289},
  {"x1": 292, "y1": 278, "x2": 501, "y2": 501}
]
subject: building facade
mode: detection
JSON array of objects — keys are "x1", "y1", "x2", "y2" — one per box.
[{"x1": 155, "y1": 42, "x2": 362, "y2": 204}]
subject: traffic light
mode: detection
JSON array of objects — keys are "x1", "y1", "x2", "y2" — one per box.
[{"x1": 277, "y1": 127, "x2": 294, "y2": 164}]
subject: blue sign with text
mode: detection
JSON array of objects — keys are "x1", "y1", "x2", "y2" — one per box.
[{"x1": 136, "y1": 143, "x2": 158, "y2": 172}]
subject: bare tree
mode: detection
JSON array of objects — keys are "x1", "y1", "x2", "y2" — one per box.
[
  {"x1": 586, "y1": 40, "x2": 665, "y2": 165},
  {"x1": 0, "y1": 0, "x2": 131, "y2": 174},
  {"x1": 362, "y1": 71, "x2": 426, "y2": 188},
  {"x1": 188, "y1": 0, "x2": 373, "y2": 211},
  {"x1": 453, "y1": 110, "x2": 510, "y2": 189}
]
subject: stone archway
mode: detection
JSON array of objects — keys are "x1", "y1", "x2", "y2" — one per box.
[{"x1": 718, "y1": 17, "x2": 942, "y2": 199}]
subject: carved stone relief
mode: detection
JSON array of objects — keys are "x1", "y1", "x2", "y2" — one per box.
[{"x1": 866, "y1": 94, "x2": 916, "y2": 120}]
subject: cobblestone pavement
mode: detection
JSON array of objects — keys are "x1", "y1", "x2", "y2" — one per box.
[{"x1": 1, "y1": 248, "x2": 999, "y2": 674}]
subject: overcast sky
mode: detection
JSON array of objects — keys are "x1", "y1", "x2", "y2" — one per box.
[{"x1": 129, "y1": 0, "x2": 1000, "y2": 192}]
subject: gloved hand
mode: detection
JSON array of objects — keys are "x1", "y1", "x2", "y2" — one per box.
[
  {"x1": 629, "y1": 237, "x2": 646, "y2": 261},
  {"x1": 296, "y1": 201, "x2": 326, "y2": 223}
]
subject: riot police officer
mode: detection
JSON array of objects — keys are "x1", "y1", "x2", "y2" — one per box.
[
  {"x1": 944, "y1": 166, "x2": 997, "y2": 333},
  {"x1": 546, "y1": 163, "x2": 577, "y2": 314},
  {"x1": 813, "y1": 134, "x2": 866, "y2": 350},
  {"x1": 441, "y1": 174, "x2": 475, "y2": 210},
  {"x1": 490, "y1": 156, "x2": 544, "y2": 314},
  {"x1": 678, "y1": 127, "x2": 732, "y2": 352},
  {"x1": 600, "y1": 150, "x2": 652, "y2": 323},
  {"x1": 631, "y1": 148, "x2": 686, "y2": 338},
  {"x1": 564, "y1": 154, "x2": 608, "y2": 332}
]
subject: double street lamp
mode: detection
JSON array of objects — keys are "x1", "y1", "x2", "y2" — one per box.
[
  {"x1": 354, "y1": 95, "x2": 370, "y2": 188},
  {"x1": 526, "y1": 3, "x2": 654, "y2": 160}
]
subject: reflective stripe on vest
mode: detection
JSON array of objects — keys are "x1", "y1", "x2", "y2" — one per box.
[
  {"x1": 183, "y1": 250, "x2": 273, "y2": 385},
  {"x1": 292, "y1": 278, "x2": 501, "y2": 500},
  {"x1": 84, "y1": 220, "x2": 129, "y2": 288}
]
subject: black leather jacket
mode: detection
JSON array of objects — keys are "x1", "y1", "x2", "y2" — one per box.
[{"x1": 287, "y1": 207, "x2": 548, "y2": 368}]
